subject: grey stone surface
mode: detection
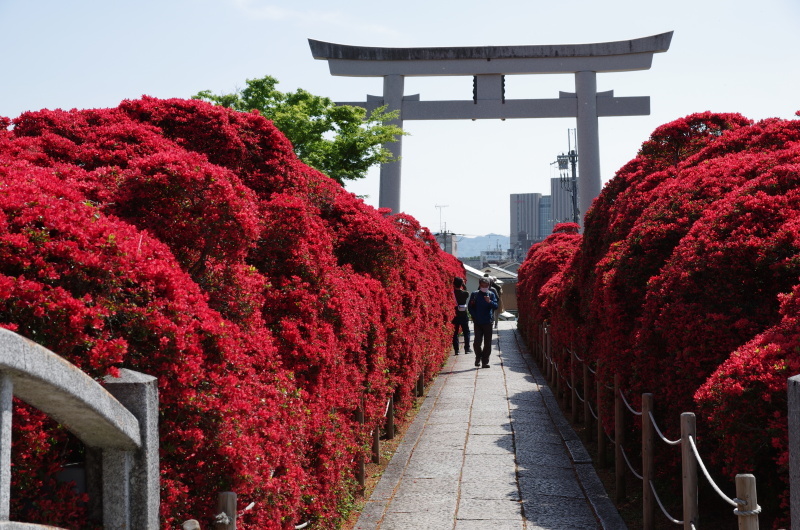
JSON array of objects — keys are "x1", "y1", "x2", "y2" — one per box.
[
  {"x1": 355, "y1": 322, "x2": 624, "y2": 529},
  {"x1": 0, "y1": 328, "x2": 140, "y2": 450},
  {"x1": 455, "y1": 521, "x2": 523, "y2": 530},
  {"x1": 0, "y1": 328, "x2": 160, "y2": 530},
  {"x1": 457, "y1": 497, "x2": 523, "y2": 520},
  {"x1": 104, "y1": 369, "x2": 160, "y2": 530},
  {"x1": 0, "y1": 521, "x2": 67, "y2": 530}
]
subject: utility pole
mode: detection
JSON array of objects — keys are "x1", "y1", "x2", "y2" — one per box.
[{"x1": 556, "y1": 129, "x2": 580, "y2": 225}]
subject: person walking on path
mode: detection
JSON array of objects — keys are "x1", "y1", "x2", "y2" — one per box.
[
  {"x1": 485, "y1": 274, "x2": 504, "y2": 329},
  {"x1": 452, "y1": 277, "x2": 471, "y2": 355},
  {"x1": 468, "y1": 276, "x2": 498, "y2": 368}
]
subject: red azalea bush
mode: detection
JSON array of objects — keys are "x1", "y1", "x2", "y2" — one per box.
[
  {"x1": 0, "y1": 98, "x2": 462, "y2": 528},
  {"x1": 517, "y1": 111, "x2": 800, "y2": 525},
  {"x1": 516, "y1": 223, "x2": 581, "y2": 345}
]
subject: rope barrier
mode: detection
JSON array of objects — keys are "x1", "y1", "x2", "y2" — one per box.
[
  {"x1": 384, "y1": 397, "x2": 391, "y2": 418},
  {"x1": 619, "y1": 388, "x2": 642, "y2": 416},
  {"x1": 650, "y1": 411, "x2": 681, "y2": 446},
  {"x1": 649, "y1": 480, "x2": 683, "y2": 525},
  {"x1": 587, "y1": 400, "x2": 599, "y2": 420},
  {"x1": 533, "y1": 319, "x2": 763, "y2": 527},
  {"x1": 689, "y1": 435, "x2": 760, "y2": 515},
  {"x1": 605, "y1": 427, "x2": 615, "y2": 445},
  {"x1": 619, "y1": 444, "x2": 643, "y2": 481}
]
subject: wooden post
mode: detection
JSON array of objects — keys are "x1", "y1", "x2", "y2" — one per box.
[
  {"x1": 681, "y1": 413, "x2": 698, "y2": 530},
  {"x1": 583, "y1": 363, "x2": 593, "y2": 442},
  {"x1": 642, "y1": 393, "x2": 655, "y2": 530},
  {"x1": 385, "y1": 395, "x2": 395, "y2": 440},
  {"x1": 555, "y1": 356, "x2": 561, "y2": 401},
  {"x1": 571, "y1": 351, "x2": 578, "y2": 422},
  {"x1": 355, "y1": 404, "x2": 365, "y2": 488},
  {"x1": 545, "y1": 328, "x2": 552, "y2": 379},
  {"x1": 597, "y1": 379, "x2": 607, "y2": 468},
  {"x1": 416, "y1": 371, "x2": 424, "y2": 397},
  {"x1": 215, "y1": 492, "x2": 237, "y2": 530},
  {"x1": 614, "y1": 374, "x2": 626, "y2": 502},
  {"x1": 372, "y1": 424, "x2": 381, "y2": 464},
  {"x1": 538, "y1": 323, "x2": 543, "y2": 360},
  {"x1": 735, "y1": 474, "x2": 759, "y2": 530}
]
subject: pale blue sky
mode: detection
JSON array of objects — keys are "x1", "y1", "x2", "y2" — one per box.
[{"x1": 2, "y1": 0, "x2": 799, "y2": 236}]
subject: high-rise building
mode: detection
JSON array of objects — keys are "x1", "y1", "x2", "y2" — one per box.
[
  {"x1": 510, "y1": 193, "x2": 542, "y2": 258},
  {"x1": 509, "y1": 179, "x2": 575, "y2": 259},
  {"x1": 550, "y1": 177, "x2": 576, "y2": 225}
]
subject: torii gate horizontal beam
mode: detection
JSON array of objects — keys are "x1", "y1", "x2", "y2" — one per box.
[
  {"x1": 309, "y1": 33, "x2": 673, "y2": 76},
  {"x1": 308, "y1": 33, "x2": 673, "y2": 223},
  {"x1": 339, "y1": 91, "x2": 649, "y2": 120}
]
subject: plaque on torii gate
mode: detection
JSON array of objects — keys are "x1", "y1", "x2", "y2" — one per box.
[{"x1": 309, "y1": 32, "x2": 672, "y2": 223}]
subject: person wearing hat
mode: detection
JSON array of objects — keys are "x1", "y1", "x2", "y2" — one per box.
[
  {"x1": 452, "y1": 277, "x2": 471, "y2": 355},
  {"x1": 468, "y1": 276, "x2": 499, "y2": 368}
]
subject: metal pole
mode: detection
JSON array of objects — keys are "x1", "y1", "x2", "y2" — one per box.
[{"x1": 570, "y1": 150, "x2": 579, "y2": 224}]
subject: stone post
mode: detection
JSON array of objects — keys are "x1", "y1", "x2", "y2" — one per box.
[
  {"x1": 789, "y1": 375, "x2": 800, "y2": 528},
  {"x1": 104, "y1": 369, "x2": 160, "y2": 529},
  {"x1": 0, "y1": 374, "x2": 11, "y2": 521}
]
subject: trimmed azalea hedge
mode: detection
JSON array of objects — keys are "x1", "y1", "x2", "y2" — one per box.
[
  {"x1": 517, "y1": 111, "x2": 800, "y2": 526},
  {"x1": 0, "y1": 98, "x2": 462, "y2": 528}
]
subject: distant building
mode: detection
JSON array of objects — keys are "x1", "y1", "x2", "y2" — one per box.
[
  {"x1": 550, "y1": 177, "x2": 575, "y2": 226},
  {"x1": 435, "y1": 231, "x2": 458, "y2": 257},
  {"x1": 510, "y1": 178, "x2": 574, "y2": 260}
]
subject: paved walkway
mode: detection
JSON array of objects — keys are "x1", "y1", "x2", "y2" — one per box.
[{"x1": 354, "y1": 321, "x2": 625, "y2": 530}]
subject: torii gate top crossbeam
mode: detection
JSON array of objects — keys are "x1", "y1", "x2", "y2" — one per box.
[{"x1": 309, "y1": 32, "x2": 673, "y2": 77}]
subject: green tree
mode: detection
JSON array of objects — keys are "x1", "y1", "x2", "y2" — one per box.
[{"x1": 194, "y1": 75, "x2": 403, "y2": 184}]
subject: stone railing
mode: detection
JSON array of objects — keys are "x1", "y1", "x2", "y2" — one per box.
[{"x1": 0, "y1": 328, "x2": 159, "y2": 529}]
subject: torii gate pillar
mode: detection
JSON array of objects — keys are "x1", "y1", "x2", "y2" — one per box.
[
  {"x1": 310, "y1": 33, "x2": 672, "y2": 224},
  {"x1": 576, "y1": 70, "x2": 601, "y2": 219},
  {"x1": 380, "y1": 75, "x2": 404, "y2": 213}
]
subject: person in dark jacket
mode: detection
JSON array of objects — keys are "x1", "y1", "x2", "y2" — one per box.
[
  {"x1": 468, "y1": 277, "x2": 498, "y2": 368},
  {"x1": 452, "y1": 277, "x2": 471, "y2": 355}
]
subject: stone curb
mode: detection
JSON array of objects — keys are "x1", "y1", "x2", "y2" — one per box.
[{"x1": 513, "y1": 328, "x2": 627, "y2": 530}]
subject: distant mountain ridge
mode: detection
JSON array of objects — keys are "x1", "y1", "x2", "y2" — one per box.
[{"x1": 455, "y1": 233, "x2": 509, "y2": 258}]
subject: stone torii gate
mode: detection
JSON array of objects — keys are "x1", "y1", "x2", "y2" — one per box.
[{"x1": 309, "y1": 32, "x2": 672, "y2": 222}]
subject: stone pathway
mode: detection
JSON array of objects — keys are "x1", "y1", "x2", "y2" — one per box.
[{"x1": 354, "y1": 321, "x2": 625, "y2": 530}]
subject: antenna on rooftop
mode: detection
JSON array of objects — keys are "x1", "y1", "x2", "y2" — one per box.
[{"x1": 435, "y1": 204, "x2": 449, "y2": 233}]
